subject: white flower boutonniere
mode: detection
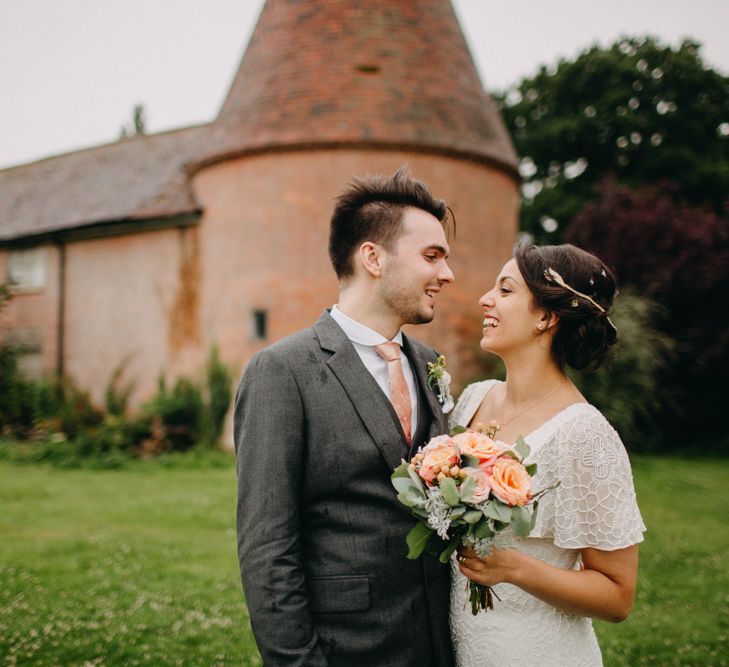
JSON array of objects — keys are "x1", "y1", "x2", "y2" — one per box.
[{"x1": 427, "y1": 355, "x2": 454, "y2": 414}]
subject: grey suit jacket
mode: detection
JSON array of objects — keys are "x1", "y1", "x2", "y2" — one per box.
[{"x1": 234, "y1": 311, "x2": 454, "y2": 666}]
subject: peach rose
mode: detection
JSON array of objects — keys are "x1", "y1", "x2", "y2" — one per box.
[
  {"x1": 486, "y1": 457, "x2": 532, "y2": 506},
  {"x1": 420, "y1": 434, "x2": 452, "y2": 454},
  {"x1": 419, "y1": 442, "x2": 459, "y2": 484},
  {"x1": 451, "y1": 431, "x2": 503, "y2": 466},
  {"x1": 461, "y1": 467, "x2": 491, "y2": 503}
]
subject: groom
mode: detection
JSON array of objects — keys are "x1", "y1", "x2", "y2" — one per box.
[{"x1": 234, "y1": 168, "x2": 455, "y2": 666}]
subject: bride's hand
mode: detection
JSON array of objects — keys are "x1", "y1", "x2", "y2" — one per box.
[{"x1": 457, "y1": 546, "x2": 526, "y2": 587}]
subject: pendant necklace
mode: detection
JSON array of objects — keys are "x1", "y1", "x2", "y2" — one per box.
[{"x1": 484, "y1": 382, "x2": 563, "y2": 439}]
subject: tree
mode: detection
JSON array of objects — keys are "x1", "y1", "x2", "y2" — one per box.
[
  {"x1": 495, "y1": 37, "x2": 729, "y2": 241},
  {"x1": 566, "y1": 180, "x2": 729, "y2": 449}
]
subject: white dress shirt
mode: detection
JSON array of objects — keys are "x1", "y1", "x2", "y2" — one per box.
[{"x1": 330, "y1": 305, "x2": 419, "y2": 436}]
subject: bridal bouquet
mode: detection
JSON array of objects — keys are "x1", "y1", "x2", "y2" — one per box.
[{"x1": 392, "y1": 428, "x2": 554, "y2": 614}]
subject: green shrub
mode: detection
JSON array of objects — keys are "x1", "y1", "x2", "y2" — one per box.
[
  {"x1": 0, "y1": 344, "x2": 101, "y2": 440},
  {"x1": 55, "y1": 377, "x2": 104, "y2": 439},
  {"x1": 142, "y1": 376, "x2": 203, "y2": 452},
  {"x1": 569, "y1": 291, "x2": 677, "y2": 451},
  {"x1": 1, "y1": 334, "x2": 231, "y2": 461},
  {"x1": 104, "y1": 361, "x2": 135, "y2": 417},
  {"x1": 0, "y1": 344, "x2": 34, "y2": 433},
  {"x1": 201, "y1": 345, "x2": 233, "y2": 447}
]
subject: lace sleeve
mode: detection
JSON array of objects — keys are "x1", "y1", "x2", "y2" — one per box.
[{"x1": 552, "y1": 407, "x2": 646, "y2": 550}]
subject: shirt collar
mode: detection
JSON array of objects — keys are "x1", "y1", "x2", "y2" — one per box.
[{"x1": 331, "y1": 304, "x2": 404, "y2": 347}]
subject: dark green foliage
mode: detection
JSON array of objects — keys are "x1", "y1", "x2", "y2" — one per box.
[
  {"x1": 496, "y1": 37, "x2": 729, "y2": 241},
  {"x1": 141, "y1": 376, "x2": 204, "y2": 452},
  {"x1": 0, "y1": 344, "x2": 32, "y2": 432},
  {"x1": 0, "y1": 345, "x2": 102, "y2": 441},
  {"x1": 104, "y1": 361, "x2": 135, "y2": 417},
  {"x1": 54, "y1": 378, "x2": 104, "y2": 439},
  {"x1": 0, "y1": 319, "x2": 232, "y2": 461},
  {"x1": 201, "y1": 345, "x2": 233, "y2": 448}
]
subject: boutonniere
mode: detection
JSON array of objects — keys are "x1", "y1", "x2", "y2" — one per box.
[{"x1": 427, "y1": 355, "x2": 454, "y2": 414}]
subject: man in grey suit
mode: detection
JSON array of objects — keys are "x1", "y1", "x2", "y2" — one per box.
[{"x1": 234, "y1": 168, "x2": 456, "y2": 666}]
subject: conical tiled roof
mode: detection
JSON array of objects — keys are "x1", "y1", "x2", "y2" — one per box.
[{"x1": 205, "y1": 0, "x2": 517, "y2": 176}]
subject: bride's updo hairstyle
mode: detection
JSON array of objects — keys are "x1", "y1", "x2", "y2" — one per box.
[{"x1": 514, "y1": 241, "x2": 618, "y2": 371}]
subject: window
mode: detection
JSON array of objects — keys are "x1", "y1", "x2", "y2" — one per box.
[
  {"x1": 7, "y1": 247, "x2": 46, "y2": 292},
  {"x1": 252, "y1": 309, "x2": 268, "y2": 340}
]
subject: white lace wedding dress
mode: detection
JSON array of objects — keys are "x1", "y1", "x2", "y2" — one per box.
[{"x1": 449, "y1": 380, "x2": 646, "y2": 667}]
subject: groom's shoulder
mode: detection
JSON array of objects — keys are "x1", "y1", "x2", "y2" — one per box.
[
  {"x1": 252, "y1": 325, "x2": 320, "y2": 364},
  {"x1": 239, "y1": 326, "x2": 320, "y2": 389},
  {"x1": 245, "y1": 311, "x2": 337, "y2": 369}
]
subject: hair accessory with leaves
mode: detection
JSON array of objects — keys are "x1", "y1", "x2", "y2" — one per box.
[{"x1": 543, "y1": 267, "x2": 618, "y2": 333}]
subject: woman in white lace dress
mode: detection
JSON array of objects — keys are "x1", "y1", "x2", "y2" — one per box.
[{"x1": 450, "y1": 242, "x2": 645, "y2": 667}]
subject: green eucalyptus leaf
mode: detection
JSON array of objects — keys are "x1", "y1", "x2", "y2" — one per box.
[
  {"x1": 398, "y1": 491, "x2": 425, "y2": 508},
  {"x1": 515, "y1": 436, "x2": 531, "y2": 461},
  {"x1": 525, "y1": 463, "x2": 537, "y2": 476},
  {"x1": 483, "y1": 500, "x2": 513, "y2": 523},
  {"x1": 392, "y1": 462, "x2": 411, "y2": 480},
  {"x1": 459, "y1": 474, "x2": 476, "y2": 503},
  {"x1": 440, "y1": 477, "x2": 460, "y2": 506},
  {"x1": 439, "y1": 539, "x2": 461, "y2": 564},
  {"x1": 392, "y1": 477, "x2": 417, "y2": 495},
  {"x1": 511, "y1": 505, "x2": 532, "y2": 536},
  {"x1": 474, "y1": 519, "x2": 495, "y2": 539},
  {"x1": 407, "y1": 466, "x2": 427, "y2": 495},
  {"x1": 530, "y1": 500, "x2": 540, "y2": 530},
  {"x1": 450, "y1": 505, "x2": 467, "y2": 518},
  {"x1": 463, "y1": 510, "x2": 483, "y2": 524},
  {"x1": 406, "y1": 521, "x2": 434, "y2": 559},
  {"x1": 450, "y1": 425, "x2": 467, "y2": 435}
]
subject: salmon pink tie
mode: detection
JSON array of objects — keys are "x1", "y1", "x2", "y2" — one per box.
[{"x1": 374, "y1": 342, "x2": 412, "y2": 444}]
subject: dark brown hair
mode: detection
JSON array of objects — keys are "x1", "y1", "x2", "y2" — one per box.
[
  {"x1": 328, "y1": 166, "x2": 451, "y2": 279},
  {"x1": 514, "y1": 241, "x2": 618, "y2": 371}
]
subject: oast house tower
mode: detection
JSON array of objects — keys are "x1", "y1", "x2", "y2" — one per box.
[{"x1": 0, "y1": 0, "x2": 519, "y2": 442}]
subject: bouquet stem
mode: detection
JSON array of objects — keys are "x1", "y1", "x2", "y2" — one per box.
[{"x1": 468, "y1": 581, "x2": 500, "y2": 615}]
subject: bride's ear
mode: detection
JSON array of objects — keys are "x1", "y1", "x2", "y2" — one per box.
[{"x1": 537, "y1": 310, "x2": 559, "y2": 333}]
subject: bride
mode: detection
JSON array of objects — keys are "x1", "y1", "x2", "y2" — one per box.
[{"x1": 449, "y1": 242, "x2": 645, "y2": 666}]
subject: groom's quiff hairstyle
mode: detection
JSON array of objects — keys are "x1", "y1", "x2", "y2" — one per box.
[{"x1": 328, "y1": 166, "x2": 452, "y2": 280}]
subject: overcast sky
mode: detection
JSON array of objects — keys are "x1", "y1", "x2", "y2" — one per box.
[{"x1": 2, "y1": 0, "x2": 728, "y2": 169}]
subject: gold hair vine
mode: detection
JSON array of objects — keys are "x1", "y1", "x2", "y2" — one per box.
[
  {"x1": 543, "y1": 267, "x2": 606, "y2": 312},
  {"x1": 543, "y1": 267, "x2": 618, "y2": 333}
]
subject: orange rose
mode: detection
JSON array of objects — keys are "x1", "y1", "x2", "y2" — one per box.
[
  {"x1": 452, "y1": 431, "x2": 503, "y2": 465},
  {"x1": 419, "y1": 443, "x2": 459, "y2": 484},
  {"x1": 487, "y1": 457, "x2": 532, "y2": 506}
]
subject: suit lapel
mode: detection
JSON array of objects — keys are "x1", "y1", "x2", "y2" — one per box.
[{"x1": 315, "y1": 312, "x2": 406, "y2": 471}]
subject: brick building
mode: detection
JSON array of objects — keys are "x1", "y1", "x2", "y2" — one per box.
[{"x1": 0, "y1": 0, "x2": 519, "y2": 437}]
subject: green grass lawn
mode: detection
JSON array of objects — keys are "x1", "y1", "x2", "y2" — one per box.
[{"x1": 1, "y1": 452, "x2": 727, "y2": 666}]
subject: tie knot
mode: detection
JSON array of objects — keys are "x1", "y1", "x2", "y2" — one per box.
[{"x1": 374, "y1": 341, "x2": 401, "y2": 363}]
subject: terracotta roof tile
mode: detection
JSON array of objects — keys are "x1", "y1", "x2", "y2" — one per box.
[{"x1": 206, "y1": 0, "x2": 517, "y2": 173}]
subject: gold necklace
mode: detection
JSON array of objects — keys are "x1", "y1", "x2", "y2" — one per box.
[{"x1": 484, "y1": 382, "x2": 563, "y2": 439}]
